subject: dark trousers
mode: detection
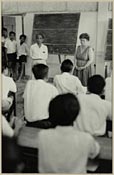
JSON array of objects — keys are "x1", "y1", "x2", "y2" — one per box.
[{"x1": 7, "y1": 53, "x2": 17, "y2": 80}]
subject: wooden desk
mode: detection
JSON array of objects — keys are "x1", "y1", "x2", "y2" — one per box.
[{"x1": 18, "y1": 126, "x2": 112, "y2": 160}]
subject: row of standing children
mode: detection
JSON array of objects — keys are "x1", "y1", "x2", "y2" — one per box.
[{"x1": 2, "y1": 27, "x2": 29, "y2": 82}]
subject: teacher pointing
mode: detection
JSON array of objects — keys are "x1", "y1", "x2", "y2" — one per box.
[{"x1": 73, "y1": 33, "x2": 94, "y2": 86}]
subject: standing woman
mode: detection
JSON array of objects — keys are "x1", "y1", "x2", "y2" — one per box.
[{"x1": 73, "y1": 33, "x2": 94, "y2": 86}]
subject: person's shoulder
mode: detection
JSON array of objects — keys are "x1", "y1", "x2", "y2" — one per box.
[
  {"x1": 47, "y1": 82, "x2": 57, "y2": 89},
  {"x1": 54, "y1": 74, "x2": 61, "y2": 79},
  {"x1": 88, "y1": 46, "x2": 94, "y2": 51},
  {"x1": 76, "y1": 130, "x2": 94, "y2": 142},
  {"x1": 31, "y1": 43, "x2": 36, "y2": 47},
  {"x1": 39, "y1": 128, "x2": 54, "y2": 139},
  {"x1": 42, "y1": 44, "x2": 48, "y2": 48},
  {"x1": 5, "y1": 76, "x2": 15, "y2": 83},
  {"x1": 71, "y1": 74, "x2": 80, "y2": 80}
]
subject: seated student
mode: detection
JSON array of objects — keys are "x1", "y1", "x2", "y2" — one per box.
[
  {"x1": 2, "y1": 63, "x2": 17, "y2": 113},
  {"x1": 74, "y1": 75, "x2": 112, "y2": 136},
  {"x1": 105, "y1": 63, "x2": 112, "y2": 102},
  {"x1": 38, "y1": 93, "x2": 100, "y2": 173},
  {"x1": 53, "y1": 59, "x2": 86, "y2": 95},
  {"x1": 2, "y1": 115, "x2": 26, "y2": 137},
  {"x1": 23, "y1": 64, "x2": 58, "y2": 127}
]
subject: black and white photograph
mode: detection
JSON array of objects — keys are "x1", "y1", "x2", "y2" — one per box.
[{"x1": 1, "y1": 0, "x2": 113, "y2": 173}]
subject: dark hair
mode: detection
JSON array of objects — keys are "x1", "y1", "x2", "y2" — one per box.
[
  {"x1": 49, "y1": 93, "x2": 80, "y2": 126},
  {"x1": 36, "y1": 33, "x2": 44, "y2": 39},
  {"x1": 79, "y1": 33, "x2": 90, "y2": 41},
  {"x1": 87, "y1": 75, "x2": 105, "y2": 95},
  {"x1": 2, "y1": 135, "x2": 24, "y2": 173},
  {"x1": 61, "y1": 59, "x2": 73, "y2": 72},
  {"x1": 19, "y1": 34, "x2": 27, "y2": 40},
  {"x1": 9, "y1": 31, "x2": 16, "y2": 36},
  {"x1": 32, "y1": 64, "x2": 49, "y2": 79}
]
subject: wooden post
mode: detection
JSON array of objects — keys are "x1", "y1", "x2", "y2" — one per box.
[
  {"x1": 58, "y1": 54, "x2": 61, "y2": 64},
  {"x1": 22, "y1": 15, "x2": 24, "y2": 34}
]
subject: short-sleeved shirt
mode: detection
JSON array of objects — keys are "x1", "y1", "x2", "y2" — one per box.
[
  {"x1": 74, "y1": 93, "x2": 112, "y2": 136},
  {"x1": 54, "y1": 72, "x2": 86, "y2": 95},
  {"x1": 2, "y1": 116, "x2": 14, "y2": 137},
  {"x1": 23, "y1": 79, "x2": 58, "y2": 121},
  {"x1": 17, "y1": 42, "x2": 29, "y2": 57},
  {"x1": 30, "y1": 43, "x2": 48, "y2": 61},
  {"x1": 38, "y1": 126, "x2": 100, "y2": 173},
  {"x1": 5, "y1": 39, "x2": 17, "y2": 54}
]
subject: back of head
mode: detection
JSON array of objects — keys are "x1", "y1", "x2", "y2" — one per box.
[
  {"x1": 32, "y1": 64, "x2": 49, "y2": 79},
  {"x1": 2, "y1": 135, "x2": 24, "y2": 173},
  {"x1": 87, "y1": 75, "x2": 105, "y2": 95},
  {"x1": 49, "y1": 93, "x2": 80, "y2": 126},
  {"x1": 61, "y1": 59, "x2": 73, "y2": 73}
]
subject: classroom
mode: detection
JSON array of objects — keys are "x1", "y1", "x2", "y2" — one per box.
[{"x1": 2, "y1": 1, "x2": 112, "y2": 173}]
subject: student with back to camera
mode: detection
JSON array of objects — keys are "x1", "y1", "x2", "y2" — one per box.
[
  {"x1": 23, "y1": 64, "x2": 58, "y2": 128},
  {"x1": 74, "y1": 75, "x2": 112, "y2": 136},
  {"x1": 38, "y1": 93, "x2": 100, "y2": 173},
  {"x1": 54, "y1": 59, "x2": 86, "y2": 95}
]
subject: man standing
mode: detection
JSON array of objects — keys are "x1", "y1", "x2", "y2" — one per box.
[{"x1": 30, "y1": 33, "x2": 48, "y2": 66}]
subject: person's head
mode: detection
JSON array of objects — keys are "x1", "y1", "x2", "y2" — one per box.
[
  {"x1": 2, "y1": 27, "x2": 8, "y2": 38},
  {"x1": 32, "y1": 64, "x2": 49, "y2": 80},
  {"x1": 60, "y1": 59, "x2": 73, "y2": 73},
  {"x1": 79, "y1": 33, "x2": 90, "y2": 46},
  {"x1": 2, "y1": 135, "x2": 24, "y2": 173},
  {"x1": 36, "y1": 33, "x2": 44, "y2": 45},
  {"x1": 87, "y1": 75, "x2": 105, "y2": 95},
  {"x1": 19, "y1": 34, "x2": 27, "y2": 43},
  {"x1": 49, "y1": 93, "x2": 80, "y2": 127},
  {"x1": 2, "y1": 62, "x2": 8, "y2": 76},
  {"x1": 9, "y1": 31, "x2": 16, "y2": 40}
]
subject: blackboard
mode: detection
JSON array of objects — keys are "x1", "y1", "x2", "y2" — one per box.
[
  {"x1": 105, "y1": 18, "x2": 112, "y2": 60},
  {"x1": 32, "y1": 14, "x2": 80, "y2": 55}
]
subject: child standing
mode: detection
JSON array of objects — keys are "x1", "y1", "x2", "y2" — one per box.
[
  {"x1": 17, "y1": 34, "x2": 29, "y2": 81},
  {"x1": 5, "y1": 31, "x2": 17, "y2": 80},
  {"x1": 38, "y1": 93, "x2": 100, "y2": 173}
]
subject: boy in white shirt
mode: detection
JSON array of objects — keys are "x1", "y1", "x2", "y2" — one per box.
[
  {"x1": 23, "y1": 64, "x2": 58, "y2": 128},
  {"x1": 30, "y1": 33, "x2": 48, "y2": 66},
  {"x1": 5, "y1": 31, "x2": 17, "y2": 80},
  {"x1": 38, "y1": 93, "x2": 100, "y2": 173},
  {"x1": 54, "y1": 59, "x2": 86, "y2": 95},
  {"x1": 74, "y1": 75, "x2": 112, "y2": 136},
  {"x1": 17, "y1": 34, "x2": 29, "y2": 81}
]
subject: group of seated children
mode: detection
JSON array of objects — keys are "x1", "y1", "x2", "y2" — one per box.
[
  {"x1": 22, "y1": 60, "x2": 112, "y2": 173},
  {"x1": 2, "y1": 58, "x2": 112, "y2": 173}
]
